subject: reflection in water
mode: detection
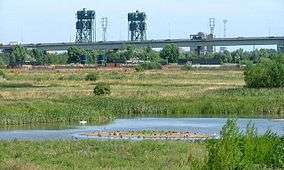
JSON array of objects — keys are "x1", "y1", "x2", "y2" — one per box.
[{"x1": 0, "y1": 123, "x2": 76, "y2": 131}]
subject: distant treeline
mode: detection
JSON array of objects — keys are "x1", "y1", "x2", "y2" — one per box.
[{"x1": 0, "y1": 44, "x2": 282, "y2": 67}]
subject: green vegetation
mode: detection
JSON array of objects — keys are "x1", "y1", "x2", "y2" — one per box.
[
  {"x1": 208, "y1": 119, "x2": 283, "y2": 169},
  {"x1": 67, "y1": 47, "x2": 85, "y2": 64},
  {"x1": 8, "y1": 45, "x2": 27, "y2": 67},
  {"x1": 135, "y1": 62, "x2": 162, "y2": 71},
  {"x1": 85, "y1": 72, "x2": 98, "y2": 81},
  {"x1": 0, "y1": 82, "x2": 35, "y2": 88},
  {"x1": 0, "y1": 140, "x2": 206, "y2": 169},
  {"x1": 0, "y1": 44, "x2": 282, "y2": 67},
  {"x1": 160, "y1": 44, "x2": 180, "y2": 63},
  {"x1": 181, "y1": 64, "x2": 192, "y2": 71},
  {"x1": 93, "y1": 83, "x2": 111, "y2": 96},
  {"x1": 0, "y1": 57, "x2": 5, "y2": 67},
  {"x1": 0, "y1": 68, "x2": 283, "y2": 126},
  {"x1": 0, "y1": 120, "x2": 282, "y2": 169},
  {"x1": 0, "y1": 69, "x2": 5, "y2": 79},
  {"x1": 107, "y1": 46, "x2": 160, "y2": 63},
  {"x1": 244, "y1": 56, "x2": 284, "y2": 88}
]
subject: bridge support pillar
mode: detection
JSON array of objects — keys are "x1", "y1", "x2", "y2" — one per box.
[
  {"x1": 190, "y1": 45, "x2": 214, "y2": 55},
  {"x1": 277, "y1": 44, "x2": 284, "y2": 53}
]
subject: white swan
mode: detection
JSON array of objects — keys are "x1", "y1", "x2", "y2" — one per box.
[{"x1": 79, "y1": 121, "x2": 87, "y2": 125}]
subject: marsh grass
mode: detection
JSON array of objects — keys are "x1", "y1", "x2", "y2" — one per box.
[
  {"x1": 0, "y1": 140, "x2": 207, "y2": 169},
  {"x1": 0, "y1": 68, "x2": 283, "y2": 125},
  {"x1": 207, "y1": 119, "x2": 284, "y2": 169},
  {"x1": 85, "y1": 72, "x2": 98, "y2": 81},
  {"x1": 0, "y1": 82, "x2": 36, "y2": 88},
  {"x1": 0, "y1": 70, "x2": 5, "y2": 79}
]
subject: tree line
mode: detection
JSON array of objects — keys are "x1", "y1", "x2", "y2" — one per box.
[{"x1": 0, "y1": 44, "x2": 282, "y2": 67}]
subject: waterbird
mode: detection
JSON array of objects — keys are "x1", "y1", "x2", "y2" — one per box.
[{"x1": 79, "y1": 121, "x2": 87, "y2": 125}]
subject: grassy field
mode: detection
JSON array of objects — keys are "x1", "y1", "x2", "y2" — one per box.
[
  {"x1": 0, "y1": 140, "x2": 207, "y2": 169},
  {"x1": 0, "y1": 67, "x2": 283, "y2": 125},
  {"x1": 0, "y1": 68, "x2": 283, "y2": 169}
]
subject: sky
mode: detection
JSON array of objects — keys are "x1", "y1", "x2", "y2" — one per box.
[{"x1": 0, "y1": 0, "x2": 284, "y2": 47}]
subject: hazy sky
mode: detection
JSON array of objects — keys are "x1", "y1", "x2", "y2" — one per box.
[{"x1": 0, "y1": 0, "x2": 283, "y2": 44}]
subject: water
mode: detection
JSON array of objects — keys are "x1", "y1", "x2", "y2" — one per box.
[{"x1": 0, "y1": 118, "x2": 283, "y2": 141}]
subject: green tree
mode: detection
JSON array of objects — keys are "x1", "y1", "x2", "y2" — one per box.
[
  {"x1": 160, "y1": 44, "x2": 180, "y2": 63},
  {"x1": 30, "y1": 49, "x2": 49, "y2": 65},
  {"x1": 136, "y1": 47, "x2": 160, "y2": 62},
  {"x1": 48, "y1": 53, "x2": 68, "y2": 65},
  {"x1": 67, "y1": 47, "x2": 87, "y2": 64},
  {"x1": 9, "y1": 45, "x2": 27, "y2": 67},
  {"x1": 86, "y1": 50, "x2": 102, "y2": 64},
  {"x1": 125, "y1": 45, "x2": 135, "y2": 60}
]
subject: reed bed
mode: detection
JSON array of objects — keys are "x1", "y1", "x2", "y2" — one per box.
[{"x1": 0, "y1": 68, "x2": 283, "y2": 125}]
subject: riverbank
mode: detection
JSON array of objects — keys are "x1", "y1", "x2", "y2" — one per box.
[{"x1": 0, "y1": 68, "x2": 283, "y2": 125}]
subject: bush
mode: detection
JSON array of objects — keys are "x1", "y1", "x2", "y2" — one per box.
[
  {"x1": 0, "y1": 57, "x2": 5, "y2": 67},
  {"x1": 93, "y1": 83, "x2": 111, "y2": 95},
  {"x1": 0, "y1": 70, "x2": 5, "y2": 79},
  {"x1": 85, "y1": 73, "x2": 98, "y2": 81},
  {"x1": 159, "y1": 59, "x2": 169, "y2": 65},
  {"x1": 135, "y1": 62, "x2": 162, "y2": 72},
  {"x1": 244, "y1": 58, "x2": 284, "y2": 88},
  {"x1": 181, "y1": 64, "x2": 192, "y2": 71},
  {"x1": 135, "y1": 65, "x2": 144, "y2": 72},
  {"x1": 206, "y1": 119, "x2": 283, "y2": 169},
  {"x1": 160, "y1": 44, "x2": 180, "y2": 63},
  {"x1": 67, "y1": 75, "x2": 81, "y2": 81},
  {"x1": 207, "y1": 119, "x2": 242, "y2": 169}
]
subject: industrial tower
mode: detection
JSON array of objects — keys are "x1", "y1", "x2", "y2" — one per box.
[
  {"x1": 223, "y1": 19, "x2": 228, "y2": 38},
  {"x1": 220, "y1": 19, "x2": 228, "y2": 52},
  {"x1": 208, "y1": 18, "x2": 216, "y2": 53},
  {"x1": 128, "y1": 10, "x2": 147, "y2": 41},
  {"x1": 75, "y1": 8, "x2": 96, "y2": 43},
  {"x1": 209, "y1": 18, "x2": 215, "y2": 35},
  {"x1": 101, "y1": 17, "x2": 108, "y2": 41}
]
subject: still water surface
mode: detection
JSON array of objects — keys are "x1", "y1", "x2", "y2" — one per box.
[{"x1": 0, "y1": 118, "x2": 283, "y2": 141}]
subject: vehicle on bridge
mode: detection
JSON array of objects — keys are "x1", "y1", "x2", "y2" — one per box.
[{"x1": 190, "y1": 32, "x2": 208, "y2": 40}]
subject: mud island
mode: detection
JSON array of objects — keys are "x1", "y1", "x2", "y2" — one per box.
[{"x1": 83, "y1": 131, "x2": 212, "y2": 140}]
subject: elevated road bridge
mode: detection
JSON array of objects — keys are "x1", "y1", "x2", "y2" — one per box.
[{"x1": 1, "y1": 36, "x2": 284, "y2": 52}]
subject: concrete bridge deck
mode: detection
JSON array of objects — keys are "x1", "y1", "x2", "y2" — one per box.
[{"x1": 1, "y1": 36, "x2": 284, "y2": 52}]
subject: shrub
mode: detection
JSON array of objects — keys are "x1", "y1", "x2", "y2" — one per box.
[
  {"x1": 181, "y1": 64, "x2": 192, "y2": 71},
  {"x1": 0, "y1": 57, "x2": 5, "y2": 67},
  {"x1": 206, "y1": 119, "x2": 283, "y2": 169},
  {"x1": 135, "y1": 62, "x2": 162, "y2": 71},
  {"x1": 93, "y1": 83, "x2": 111, "y2": 95},
  {"x1": 67, "y1": 75, "x2": 81, "y2": 81},
  {"x1": 159, "y1": 59, "x2": 169, "y2": 65},
  {"x1": 135, "y1": 65, "x2": 144, "y2": 72},
  {"x1": 207, "y1": 119, "x2": 242, "y2": 169},
  {"x1": 0, "y1": 70, "x2": 5, "y2": 79},
  {"x1": 160, "y1": 44, "x2": 180, "y2": 63},
  {"x1": 244, "y1": 58, "x2": 284, "y2": 88},
  {"x1": 85, "y1": 73, "x2": 98, "y2": 81}
]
